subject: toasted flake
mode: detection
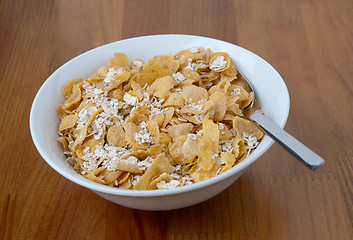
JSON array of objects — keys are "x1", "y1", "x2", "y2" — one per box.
[
  {"x1": 62, "y1": 78, "x2": 83, "y2": 97},
  {"x1": 232, "y1": 116, "x2": 264, "y2": 140},
  {"x1": 188, "y1": 162, "x2": 221, "y2": 182},
  {"x1": 108, "y1": 52, "x2": 130, "y2": 69},
  {"x1": 162, "y1": 92, "x2": 184, "y2": 108},
  {"x1": 170, "y1": 134, "x2": 198, "y2": 165},
  {"x1": 116, "y1": 156, "x2": 142, "y2": 174},
  {"x1": 133, "y1": 153, "x2": 172, "y2": 190},
  {"x1": 63, "y1": 84, "x2": 82, "y2": 110},
  {"x1": 59, "y1": 114, "x2": 78, "y2": 132},
  {"x1": 149, "y1": 173, "x2": 174, "y2": 190},
  {"x1": 147, "y1": 75, "x2": 175, "y2": 99},
  {"x1": 219, "y1": 152, "x2": 236, "y2": 173},
  {"x1": 209, "y1": 52, "x2": 231, "y2": 72},
  {"x1": 207, "y1": 90, "x2": 227, "y2": 121},
  {"x1": 107, "y1": 124, "x2": 126, "y2": 147},
  {"x1": 197, "y1": 120, "x2": 220, "y2": 171},
  {"x1": 167, "y1": 123, "x2": 193, "y2": 139},
  {"x1": 181, "y1": 85, "x2": 208, "y2": 104}
]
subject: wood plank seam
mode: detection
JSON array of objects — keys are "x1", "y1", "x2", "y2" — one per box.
[
  {"x1": 252, "y1": 171, "x2": 337, "y2": 183},
  {"x1": 336, "y1": 153, "x2": 353, "y2": 231}
]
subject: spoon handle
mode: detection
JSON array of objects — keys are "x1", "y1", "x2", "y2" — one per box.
[{"x1": 250, "y1": 111, "x2": 325, "y2": 170}]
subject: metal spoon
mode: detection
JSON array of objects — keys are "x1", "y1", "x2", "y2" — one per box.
[{"x1": 238, "y1": 70, "x2": 325, "y2": 170}]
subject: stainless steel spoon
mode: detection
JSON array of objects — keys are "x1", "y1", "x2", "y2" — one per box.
[{"x1": 238, "y1": 70, "x2": 325, "y2": 170}]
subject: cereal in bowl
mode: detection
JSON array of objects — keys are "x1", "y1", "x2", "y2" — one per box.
[{"x1": 57, "y1": 47, "x2": 264, "y2": 190}]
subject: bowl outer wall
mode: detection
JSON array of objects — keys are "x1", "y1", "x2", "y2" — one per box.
[
  {"x1": 29, "y1": 34, "x2": 290, "y2": 206},
  {"x1": 94, "y1": 169, "x2": 246, "y2": 211}
]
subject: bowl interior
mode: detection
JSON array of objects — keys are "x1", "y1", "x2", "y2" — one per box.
[{"x1": 30, "y1": 34, "x2": 289, "y2": 196}]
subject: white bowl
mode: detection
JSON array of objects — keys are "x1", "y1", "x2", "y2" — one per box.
[{"x1": 30, "y1": 34, "x2": 290, "y2": 210}]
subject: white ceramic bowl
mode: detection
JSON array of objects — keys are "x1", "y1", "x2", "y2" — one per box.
[{"x1": 30, "y1": 34, "x2": 290, "y2": 210}]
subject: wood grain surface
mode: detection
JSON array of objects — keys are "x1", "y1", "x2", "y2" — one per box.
[{"x1": 1, "y1": 0, "x2": 353, "y2": 239}]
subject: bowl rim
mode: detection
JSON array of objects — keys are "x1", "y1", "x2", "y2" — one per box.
[{"x1": 30, "y1": 34, "x2": 290, "y2": 197}]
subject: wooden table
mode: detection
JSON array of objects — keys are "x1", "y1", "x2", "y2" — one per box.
[{"x1": 1, "y1": 0, "x2": 352, "y2": 239}]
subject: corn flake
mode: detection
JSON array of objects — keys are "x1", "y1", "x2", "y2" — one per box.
[
  {"x1": 133, "y1": 153, "x2": 172, "y2": 190},
  {"x1": 59, "y1": 114, "x2": 78, "y2": 132},
  {"x1": 107, "y1": 124, "x2": 126, "y2": 147}
]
